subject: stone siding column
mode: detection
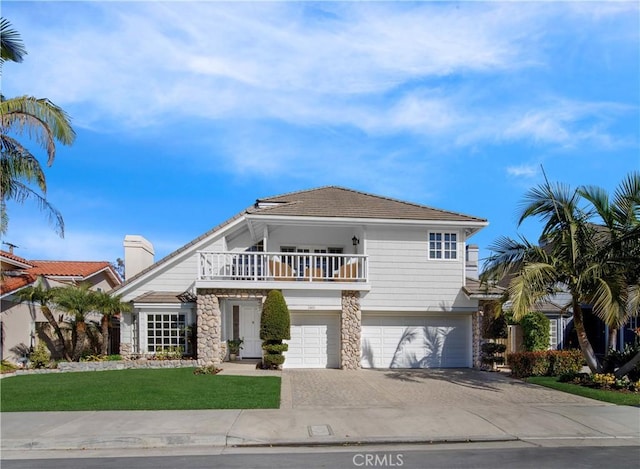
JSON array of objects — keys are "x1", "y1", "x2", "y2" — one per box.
[
  {"x1": 341, "y1": 291, "x2": 361, "y2": 370},
  {"x1": 472, "y1": 309, "x2": 484, "y2": 369},
  {"x1": 196, "y1": 291, "x2": 222, "y2": 366}
]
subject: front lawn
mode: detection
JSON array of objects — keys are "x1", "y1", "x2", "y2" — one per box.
[
  {"x1": 0, "y1": 368, "x2": 281, "y2": 412},
  {"x1": 526, "y1": 376, "x2": 640, "y2": 406}
]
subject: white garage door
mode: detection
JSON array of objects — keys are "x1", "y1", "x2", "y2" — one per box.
[
  {"x1": 361, "y1": 314, "x2": 471, "y2": 368},
  {"x1": 284, "y1": 313, "x2": 340, "y2": 368}
]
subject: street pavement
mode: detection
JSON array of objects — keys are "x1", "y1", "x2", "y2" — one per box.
[{"x1": 1, "y1": 366, "x2": 639, "y2": 457}]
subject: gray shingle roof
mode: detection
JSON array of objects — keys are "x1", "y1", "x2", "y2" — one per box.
[{"x1": 249, "y1": 186, "x2": 486, "y2": 222}]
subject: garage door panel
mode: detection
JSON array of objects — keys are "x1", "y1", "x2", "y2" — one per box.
[
  {"x1": 361, "y1": 315, "x2": 471, "y2": 369},
  {"x1": 284, "y1": 313, "x2": 340, "y2": 369}
]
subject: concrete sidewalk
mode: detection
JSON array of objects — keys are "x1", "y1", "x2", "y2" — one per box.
[
  {"x1": 2, "y1": 403, "x2": 639, "y2": 452},
  {"x1": 1, "y1": 366, "x2": 639, "y2": 454}
]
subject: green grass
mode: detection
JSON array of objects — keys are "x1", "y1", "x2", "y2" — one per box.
[
  {"x1": 0, "y1": 368, "x2": 281, "y2": 412},
  {"x1": 526, "y1": 376, "x2": 640, "y2": 406}
]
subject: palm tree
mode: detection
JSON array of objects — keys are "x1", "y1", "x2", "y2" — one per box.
[
  {"x1": 51, "y1": 284, "x2": 97, "y2": 361},
  {"x1": 94, "y1": 291, "x2": 131, "y2": 355},
  {"x1": 16, "y1": 282, "x2": 71, "y2": 361},
  {"x1": 579, "y1": 173, "x2": 640, "y2": 350},
  {"x1": 1, "y1": 96, "x2": 75, "y2": 235},
  {"x1": 0, "y1": 17, "x2": 27, "y2": 66},
  {"x1": 0, "y1": 17, "x2": 76, "y2": 236},
  {"x1": 481, "y1": 173, "x2": 640, "y2": 376}
]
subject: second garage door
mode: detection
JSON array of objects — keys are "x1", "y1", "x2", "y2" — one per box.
[
  {"x1": 361, "y1": 314, "x2": 471, "y2": 368},
  {"x1": 284, "y1": 313, "x2": 340, "y2": 368}
]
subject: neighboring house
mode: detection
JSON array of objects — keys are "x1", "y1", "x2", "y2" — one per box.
[
  {"x1": 0, "y1": 250, "x2": 122, "y2": 364},
  {"x1": 113, "y1": 186, "x2": 498, "y2": 369},
  {"x1": 500, "y1": 285, "x2": 637, "y2": 355}
]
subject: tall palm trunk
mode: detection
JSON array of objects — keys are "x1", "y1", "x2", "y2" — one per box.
[
  {"x1": 72, "y1": 320, "x2": 87, "y2": 361},
  {"x1": 100, "y1": 315, "x2": 109, "y2": 356},
  {"x1": 606, "y1": 328, "x2": 617, "y2": 356},
  {"x1": 41, "y1": 305, "x2": 71, "y2": 361},
  {"x1": 572, "y1": 301, "x2": 601, "y2": 372},
  {"x1": 615, "y1": 351, "x2": 640, "y2": 379}
]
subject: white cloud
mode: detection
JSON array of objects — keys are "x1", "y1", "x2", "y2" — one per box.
[
  {"x1": 506, "y1": 164, "x2": 538, "y2": 178},
  {"x1": 3, "y1": 2, "x2": 541, "y2": 130},
  {"x1": 2, "y1": 1, "x2": 636, "y2": 177}
]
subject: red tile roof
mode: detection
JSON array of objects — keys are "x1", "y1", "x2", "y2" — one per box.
[
  {"x1": 26, "y1": 260, "x2": 113, "y2": 278},
  {"x1": 0, "y1": 274, "x2": 36, "y2": 295},
  {"x1": 0, "y1": 250, "x2": 33, "y2": 267},
  {"x1": 1, "y1": 256, "x2": 118, "y2": 296}
]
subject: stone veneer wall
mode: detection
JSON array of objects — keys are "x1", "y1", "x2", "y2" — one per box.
[
  {"x1": 341, "y1": 290, "x2": 361, "y2": 369},
  {"x1": 197, "y1": 292, "x2": 222, "y2": 366},
  {"x1": 472, "y1": 309, "x2": 484, "y2": 369},
  {"x1": 120, "y1": 342, "x2": 132, "y2": 357},
  {"x1": 196, "y1": 289, "x2": 269, "y2": 365},
  {"x1": 57, "y1": 359, "x2": 198, "y2": 372}
]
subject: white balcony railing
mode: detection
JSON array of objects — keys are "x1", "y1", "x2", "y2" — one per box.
[{"x1": 197, "y1": 251, "x2": 367, "y2": 283}]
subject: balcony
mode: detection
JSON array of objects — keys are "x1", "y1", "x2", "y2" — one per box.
[{"x1": 197, "y1": 251, "x2": 368, "y2": 290}]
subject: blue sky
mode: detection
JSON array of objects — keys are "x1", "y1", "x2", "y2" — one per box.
[{"x1": 2, "y1": 1, "x2": 639, "y2": 268}]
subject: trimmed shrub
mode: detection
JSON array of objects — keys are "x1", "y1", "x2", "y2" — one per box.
[
  {"x1": 521, "y1": 312, "x2": 550, "y2": 351},
  {"x1": 260, "y1": 290, "x2": 291, "y2": 369},
  {"x1": 548, "y1": 349, "x2": 584, "y2": 376},
  {"x1": 508, "y1": 350, "x2": 584, "y2": 378},
  {"x1": 263, "y1": 354, "x2": 285, "y2": 367},
  {"x1": 481, "y1": 342, "x2": 506, "y2": 370},
  {"x1": 262, "y1": 343, "x2": 289, "y2": 354},
  {"x1": 29, "y1": 342, "x2": 51, "y2": 369},
  {"x1": 260, "y1": 290, "x2": 291, "y2": 341}
]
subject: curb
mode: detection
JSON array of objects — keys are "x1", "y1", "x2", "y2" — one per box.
[{"x1": 2, "y1": 434, "x2": 521, "y2": 452}]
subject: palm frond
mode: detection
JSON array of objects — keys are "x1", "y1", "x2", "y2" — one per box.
[
  {"x1": 591, "y1": 277, "x2": 628, "y2": 329},
  {"x1": 1, "y1": 136, "x2": 47, "y2": 193},
  {"x1": 2, "y1": 180, "x2": 64, "y2": 236},
  {"x1": 0, "y1": 18, "x2": 27, "y2": 64},
  {"x1": 1, "y1": 95, "x2": 76, "y2": 165},
  {"x1": 507, "y1": 262, "x2": 558, "y2": 321}
]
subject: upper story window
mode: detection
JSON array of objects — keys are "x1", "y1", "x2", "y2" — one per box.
[{"x1": 429, "y1": 232, "x2": 457, "y2": 260}]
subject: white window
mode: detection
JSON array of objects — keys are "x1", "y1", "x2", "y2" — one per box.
[
  {"x1": 147, "y1": 313, "x2": 189, "y2": 354},
  {"x1": 429, "y1": 232, "x2": 457, "y2": 259}
]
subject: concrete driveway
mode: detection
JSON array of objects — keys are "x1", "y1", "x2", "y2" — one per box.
[{"x1": 281, "y1": 369, "x2": 600, "y2": 409}]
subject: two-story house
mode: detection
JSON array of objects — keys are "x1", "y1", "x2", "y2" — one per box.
[{"x1": 113, "y1": 186, "x2": 493, "y2": 369}]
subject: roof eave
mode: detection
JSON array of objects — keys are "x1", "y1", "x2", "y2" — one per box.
[{"x1": 246, "y1": 213, "x2": 488, "y2": 228}]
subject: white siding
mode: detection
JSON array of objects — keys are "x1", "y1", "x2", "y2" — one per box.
[
  {"x1": 361, "y1": 227, "x2": 475, "y2": 311},
  {"x1": 120, "y1": 235, "x2": 226, "y2": 302},
  {"x1": 282, "y1": 290, "x2": 342, "y2": 311}
]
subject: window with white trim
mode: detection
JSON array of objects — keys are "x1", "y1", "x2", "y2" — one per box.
[
  {"x1": 429, "y1": 232, "x2": 458, "y2": 260},
  {"x1": 147, "y1": 313, "x2": 189, "y2": 354}
]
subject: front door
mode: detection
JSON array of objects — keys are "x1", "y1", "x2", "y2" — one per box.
[{"x1": 238, "y1": 302, "x2": 262, "y2": 358}]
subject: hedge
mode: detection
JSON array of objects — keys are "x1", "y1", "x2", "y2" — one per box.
[
  {"x1": 507, "y1": 350, "x2": 584, "y2": 378},
  {"x1": 520, "y1": 311, "x2": 550, "y2": 351}
]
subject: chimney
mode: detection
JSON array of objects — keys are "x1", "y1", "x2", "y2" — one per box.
[
  {"x1": 124, "y1": 235, "x2": 155, "y2": 280},
  {"x1": 466, "y1": 244, "x2": 479, "y2": 280}
]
